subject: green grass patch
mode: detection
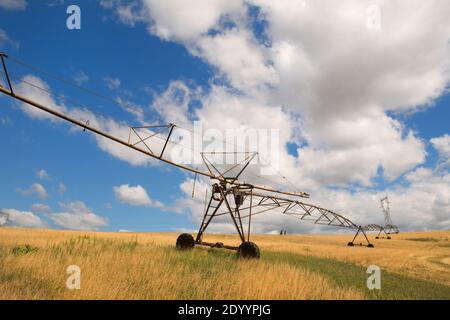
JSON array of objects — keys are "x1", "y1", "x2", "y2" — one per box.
[
  {"x1": 263, "y1": 251, "x2": 450, "y2": 299},
  {"x1": 150, "y1": 245, "x2": 450, "y2": 299},
  {"x1": 12, "y1": 244, "x2": 39, "y2": 255},
  {"x1": 163, "y1": 246, "x2": 450, "y2": 299}
]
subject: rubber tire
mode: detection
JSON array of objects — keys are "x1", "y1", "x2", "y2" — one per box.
[
  {"x1": 347, "y1": 242, "x2": 354, "y2": 246},
  {"x1": 238, "y1": 241, "x2": 260, "y2": 259},
  {"x1": 387, "y1": 236, "x2": 391, "y2": 240},
  {"x1": 176, "y1": 233, "x2": 195, "y2": 250},
  {"x1": 375, "y1": 236, "x2": 379, "y2": 239},
  {"x1": 367, "y1": 243, "x2": 375, "y2": 248}
]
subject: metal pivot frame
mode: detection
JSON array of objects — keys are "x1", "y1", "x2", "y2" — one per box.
[
  {"x1": 385, "y1": 224, "x2": 399, "y2": 235},
  {"x1": 0, "y1": 53, "x2": 378, "y2": 250},
  {"x1": 127, "y1": 124, "x2": 175, "y2": 158},
  {"x1": 201, "y1": 151, "x2": 257, "y2": 183},
  {"x1": 377, "y1": 227, "x2": 385, "y2": 238},
  {"x1": 362, "y1": 224, "x2": 395, "y2": 240},
  {"x1": 195, "y1": 183, "x2": 255, "y2": 250},
  {"x1": 348, "y1": 226, "x2": 373, "y2": 247},
  {"x1": 194, "y1": 183, "x2": 377, "y2": 250}
]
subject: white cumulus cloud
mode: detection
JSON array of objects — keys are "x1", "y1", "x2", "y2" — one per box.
[
  {"x1": 17, "y1": 183, "x2": 49, "y2": 200},
  {"x1": 49, "y1": 201, "x2": 108, "y2": 231},
  {"x1": 103, "y1": 76, "x2": 121, "y2": 90},
  {"x1": 0, "y1": 0, "x2": 26, "y2": 10},
  {"x1": 113, "y1": 184, "x2": 164, "y2": 208},
  {"x1": 431, "y1": 134, "x2": 450, "y2": 159},
  {"x1": 31, "y1": 203, "x2": 51, "y2": 213},
  {"x1": 0, "y1": 208, "x2": 46, "y2": 228},
  {"x1": 36, "y1": 169, "x2": 50, "y2": 180}
]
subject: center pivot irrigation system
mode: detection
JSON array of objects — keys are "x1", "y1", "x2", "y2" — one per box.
[
  {"x1": 0, "y1": 53, "x2": 398, "y2": 258},
  {"x1": 364, "y1": 196, "x2": 400, "y2": 240}
]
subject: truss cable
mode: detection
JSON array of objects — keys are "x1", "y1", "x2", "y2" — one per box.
[
  {"x1": 172, "y1": 122, "x2": 306, "y2": 193},
  {"x1": 0, "y1": 70, "x2": 209, "y2": 159},
  {"x1": 2, "y1": 69, "x2": 299, "y2": 195},
  {"x1": 2, "y1": 62, "x2": 217, "y2": 159},
  {"x1": 0, "y1": 69, "x2": 109, "y2": 121},
  {"x1": 257, "y1": 155, "x2": 303, "y2": 194},
  {"x1": 4, "y1": 56, "x2": 306, "y2": 193},
  {"x1": 7, "y1": 55, "x2": 148, "y2": 120},
  {"x1": 7, "y1": 55, "x2": 123, "y2": 106}
]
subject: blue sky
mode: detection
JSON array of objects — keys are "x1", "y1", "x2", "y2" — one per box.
[
  {"x1": 0, "y1": 1, "x2": 449, "y2": 233},
  {"x1": 0, "y1": 1, "x2": 209, "y2": 232}
]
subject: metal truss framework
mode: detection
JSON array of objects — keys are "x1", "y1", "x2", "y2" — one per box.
[
  {"x1": 127, "y1": 124, "x2": 175, "y2": 159},
  {"x1": 359, "y1": 196, "x2": 400, "y2": 241},
  {"x1": 195, "y1": 179, "x2": 375, "y2": 249},
  {"x1": 0, "y1": 52, "x2": 379, "y2": 252},
  {"x1": 363, "y1": 224, "x2": 399, "y2": 240}
]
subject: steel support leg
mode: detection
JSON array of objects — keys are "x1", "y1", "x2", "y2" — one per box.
[
  {"x1": 220, "y1": 187, "x2": 246, "y2": 243},
  {"x1": 348, "y1": 226, "x2": 374, "y2": 247},
  {"x1": 194, "y1": 184, "x2": 247, "y2": 251},
  {"x1": 195, "y1": 193, "x2": 223, "y2": 243}
]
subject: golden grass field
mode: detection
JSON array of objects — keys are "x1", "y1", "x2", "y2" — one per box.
[{"x1": 0, "y1": 228, "x2": 449, "y2": 300}]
